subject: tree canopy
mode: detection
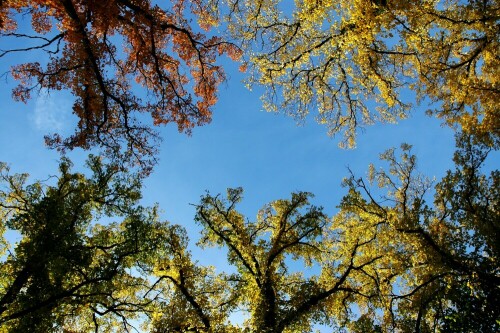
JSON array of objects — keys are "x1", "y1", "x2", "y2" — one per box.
[
  {"x1": 225, "y1": 0, "x2": 499, "y2": 147},
  {"x1": 0, "y1": 0, "x2": 240, "y2": 173},
  {"x1": 0, "y1": 156, "x2": 175, "y2": 332},
  {"x1": 337, "y1": 132, "x2": 499, "y2": 332},
  {"x1": 0, "y1": 133, "x2": 498, "y2": 331},
  {"x1": 1, "y1": 0, "x2": 498, "y2": 170},
  {"x1": 0, "y1": 1, "x2": 498, "y2": 332},
  {"x1": 148, "y1": 133, "x2": 499, "y2": 333}
]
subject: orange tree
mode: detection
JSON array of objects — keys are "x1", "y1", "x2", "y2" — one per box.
[{"x1": 0, "y1": 0, "x2": 240, "y2": 173}]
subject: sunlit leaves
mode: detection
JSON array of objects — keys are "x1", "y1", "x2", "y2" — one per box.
[
  {"x1": 191, "y1": 188, "x2": 383, "y2": 332},
  {"x1": 337, "y1": 132, "x2": 500, "y2": 332},
  {"x1": 0, "y1": 136, "x2": 497, "y2": 331},
  {"x1": 226, "y1": 0, "x2": 500, "y2": 147}
]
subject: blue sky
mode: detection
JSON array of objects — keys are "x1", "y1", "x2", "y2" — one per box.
[
  {"x1": 0, "y1": 54, "x2": 459, "y2": 256},
  {"x1": 1, "y1": 3, "x2": 500, "y2": 331}
]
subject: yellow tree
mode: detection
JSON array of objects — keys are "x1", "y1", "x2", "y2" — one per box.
[
  {"x1": 0, "y1": 0, "x2": 240, "y2": 173},
  {"x1": 225, "y1": 0, "x2": 499, "y2": 147},
  {"x1": 337, "y1": 133, "x2": 499, "y2": 332},
  {"x1": 147, "y1": 224, "x2": 241, "y2": 333},
  {"x1": 152, "y1": 187, "x2": 384, "y2": 332}
]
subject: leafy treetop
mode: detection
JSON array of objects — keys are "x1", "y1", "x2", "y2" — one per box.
[
  {"x1": 150, "y1": 187, "x2": 385, "y2": 332},
  {"x1": 225, "y1": 0, "x2": 500, "y2": 147},
  {"x1": 0, "y1": 0, "x2": 241, "y2": 174},
  {"x1": 0, "y1": 135, "x2": 497, "y2": 332},
  {"x1": 337, "y1": 132, "x2": 499, "y2": 332},
  {"x1": 0, "y1": 156, "x2": 175, "y2": 332}
]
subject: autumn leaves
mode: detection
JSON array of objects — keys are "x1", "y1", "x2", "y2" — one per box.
[
  {"x1": 0, "y1": 0, "x2": 499, "y2": 332},
  {"x1": 2, "y1": 0, "x2": 498, "y2": 164},
  {"x1": 2, "y1": 0, "x2": 241, "y2": 174}
]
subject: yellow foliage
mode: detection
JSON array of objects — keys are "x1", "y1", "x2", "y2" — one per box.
[{"x1": 226, "y1": 0, "x2": 500, "y2": 147}]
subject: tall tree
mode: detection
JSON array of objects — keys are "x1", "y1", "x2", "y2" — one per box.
[
  {"x1": 151, "y1": 188, "x2": 384, "y2": 332},
  {"x1": 0, "y1": 156, "x2": 174, "y2": 332},
  {"x1": 337, "y1": 133, "x2": 499, "y2": 332},
  {"x1": 225, "y1": 0, "x2": 499, "y2": 147},
  {"x1": 1, "y1": 143, "x2": 496, "y2": 332},
  {"x1": 0, "y1": 0, "x2": 240, "y2": 173}
]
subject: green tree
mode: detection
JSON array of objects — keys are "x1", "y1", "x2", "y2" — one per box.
[
  {"x1": 224, "y1": 0, "x2": 499, "y2": 147},
  {"x1": 0, "y1": 156, "x2": 174, "y2": 332},
  {"x1": 337, "y1": 133, "x2": 499, "y2": 332},
  {"x1": 1, "y1": 141, "x2": 496, "y2": 333}
]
